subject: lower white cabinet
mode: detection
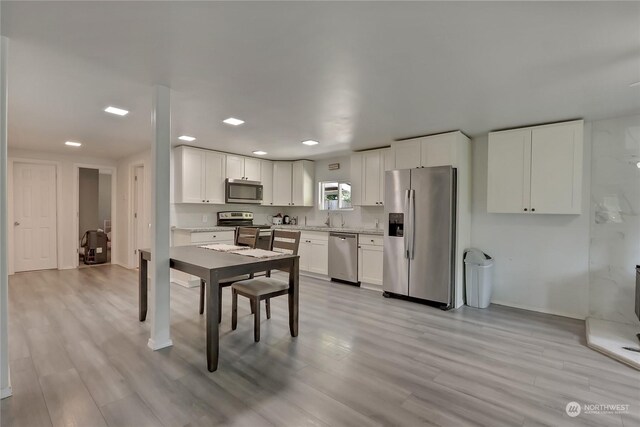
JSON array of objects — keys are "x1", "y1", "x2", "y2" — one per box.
[
  {"x1": 298, "y1": 231, "x2": 328, "y2": 275},
  {"x1": 171, "y1": 229, "x2": 235, "y2": 287},
  {"x1": 358, "y1": 234, "x2": 383, "y2": 289}
]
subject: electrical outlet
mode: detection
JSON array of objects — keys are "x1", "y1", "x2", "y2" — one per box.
[{"x1": 202, "y1": 214, "x2": 208, "y2": 223}]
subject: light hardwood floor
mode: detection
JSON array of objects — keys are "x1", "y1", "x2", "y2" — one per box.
[{"x1": 2, "y1": 265, "x2": 639, "y2": 427}]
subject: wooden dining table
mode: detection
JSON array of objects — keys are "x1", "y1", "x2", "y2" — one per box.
[{"x1": 138, "y1": 245, "x2": 300, "y2": 372}]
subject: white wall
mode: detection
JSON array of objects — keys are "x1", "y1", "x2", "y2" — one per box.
[
  {"x1": 115, "y1": 148, "x2": 152, "y2": 268},
  {"x1": 79, "y1": 167, "x2": 99, "y2": 239},
  {"x1": 470, "y1": 127, "x2": 592, "y2": 320},
  {"x1": 8, "y1": 148, "x2": 117, "y2": 271},
  {"x1": 589, "y1": 114, "x2": 640, "y2": 325},
  {"x1": 98, "y1": 173, "x2": 112, "y2": 230}
]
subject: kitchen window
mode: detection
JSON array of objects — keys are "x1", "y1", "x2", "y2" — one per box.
[{"x1": 319, "y1": 181, "x2": 352, "y2": 210}]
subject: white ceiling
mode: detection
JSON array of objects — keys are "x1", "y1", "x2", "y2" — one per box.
[{"x1": 2, "y1": 1, "x2": 639, "y2": 160}]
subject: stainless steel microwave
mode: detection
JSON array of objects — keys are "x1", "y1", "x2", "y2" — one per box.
[{"x1": 225, "y1": 179, "x2": 263, "y2": 204}]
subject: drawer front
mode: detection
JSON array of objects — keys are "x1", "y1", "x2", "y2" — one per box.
[
  {"x1": 300, "y1": 231, "x2": 329, "y2": 242},
  {"x1": 359, "y1": 234, "x2": 383, "y2": 247},
  {"x1": 190, "y1": 230, "x2": 235, "y2": 244}
]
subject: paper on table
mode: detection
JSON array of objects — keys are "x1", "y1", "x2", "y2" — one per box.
[
  {"x1": 199, "y1": 244, "x2": 247, "y2": 252},
  {"x1": 229, "y1": 248, "x2": 282, "y2": 258}
]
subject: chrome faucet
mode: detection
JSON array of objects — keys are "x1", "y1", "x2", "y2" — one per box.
[
  {"x1": 375, "y1": 218, "x2": 380, "y2": 230},
  {"x1": 324, "y1": 213, "x2": 331, "y2": 227},
  {"x1": 340, "y1": 214, "x2": 345, "y2": 228}
]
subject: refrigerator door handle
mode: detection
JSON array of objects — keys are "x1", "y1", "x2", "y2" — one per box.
[
  {"x1": 404, "y1": 189, "x2": 410, "y2": 258},
  {"x1": 409, "y1": 189, "x2": 416, "y2": 259}
]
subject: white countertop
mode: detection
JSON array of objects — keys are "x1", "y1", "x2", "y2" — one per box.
[
  {"x1": 173, "y1": 224, "x2": 384, "y2": 235},
  {"x1": 172, "y1": 226, "x2": 236, "y2": 232},
  {"x1": 272, "y1": 225, "x2": 384, "y2": 235}
]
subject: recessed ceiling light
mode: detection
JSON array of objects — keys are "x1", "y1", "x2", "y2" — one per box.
[
  {"x1": 636, "y1": 161, "x2": 640, "y2": 169},
  {"x1": 630, "y1": 81, "x2": 640, "y2": 88},
  {"x1": 302, "y1": 140, "x2": 319, "y2": 146},
  {"x1": 253, "y1": 150, "x2": 267, "y2": 156},
  {"x1": 65, "y1": 141, "x2": 82, "y2": 147},
  {"x1": 178, "y1": 135, "x2": 196, "y2": 142},
  {"x1": 104, "y1": 106, "x2": 129, "y2": 116},
  {"x1": 223, "y1": 117, "x2": 245, "y2": 126}
]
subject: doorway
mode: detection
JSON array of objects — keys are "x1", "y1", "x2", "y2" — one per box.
[
  {"x1": 12, "y1": 162, "x2": 58, "y2": 272},
  {"x1": 132, "y1": 165, "x2": 145, "y2": 268},
  {"x1": 77, "y1": 167, "x2": 113, "y2": 266}
]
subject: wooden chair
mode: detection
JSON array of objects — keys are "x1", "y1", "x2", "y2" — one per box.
[
  {"x1": 199, "y1": 226, "x2": 259, "y2": 322},
  {"x1": 231, "y1": 230, "x2": 300, "y2": 342}
]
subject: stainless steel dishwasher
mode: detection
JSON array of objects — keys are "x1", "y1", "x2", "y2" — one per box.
[{"x1": 328, "y1": 232, "x2": 359, "y2": 284}]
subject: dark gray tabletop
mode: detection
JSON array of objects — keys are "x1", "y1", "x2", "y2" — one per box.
[{"x1": 140, "y1": 245, "x2": 297, "y2": 270}]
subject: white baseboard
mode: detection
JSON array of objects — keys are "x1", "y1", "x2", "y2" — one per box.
[
  {"x1": 1, "y1": 386, "x2": 12, "y2": 399},
  {"x1": 148, "y1": 337, "x2": 173, "y2": 350},
  {"x1": 360, "y1": 282, "x2": 382, "y2": 292},
  {"x1": 490, "y1": 299, "x2": 585, "y2": 320},
  {"x1": 172, "y1": 278, "x2": 199, "y2": 288}
]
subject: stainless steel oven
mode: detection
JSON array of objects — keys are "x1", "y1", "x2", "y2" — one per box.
[{"x1": 225, "y1": 179, "x2": 263, "y2": 204}]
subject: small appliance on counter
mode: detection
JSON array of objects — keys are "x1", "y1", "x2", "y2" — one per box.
[
  {"x1": 217, "y1": 211, "x2": 272, "y2": 249},
  {"x1": 283, "y1": 215, "x2": 291, "y2": 225},
  {"x1": 272, "y1": 215, "x2": 283, "y2": 225}
]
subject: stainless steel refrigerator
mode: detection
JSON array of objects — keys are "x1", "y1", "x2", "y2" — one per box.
[{"x1": 383, "y1": 166, "x2": 456, "y2": 308}]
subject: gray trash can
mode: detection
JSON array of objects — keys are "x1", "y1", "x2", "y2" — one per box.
[{"x1": 464, "y1": 249, "x2": 493, "y2": 308}]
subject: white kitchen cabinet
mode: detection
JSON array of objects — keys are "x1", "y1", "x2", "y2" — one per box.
[
  {"x1": 260, "y1": 160, "x2": 274, "y2": 206},
  {"x1": 421, "y1": 132, "x2": 458, "y2": 167},
  {"x1": 225, "y1": 155, "x2": 245, "y2": 180},
  {"x1": 273, "y1": 160, "x2": 314, "y2": 206},
  {"x1": 292, "y1": 160, "x2": 315, "y2": 206},
  {"x1": 299, "y1": 231, "x2": 328, "y2": 275},
  {"x1": 351, "y1": 148, "x2": 391, "y2": 206},
  {"x1": 174, "y1": 146, "x2": 225, "y2": 204},
  {"x1": 226, "y1": 155, "x2": 261, "y2": 181},
  {"x1": 487, "y1": 120, "x2": 583, "y2": 214},
  {"x1": 393, "y1": 139, "x2": 421, "y2": 169},
  {"x1": 358, "y1": 234, "x2": 383, "y2": 289},
  {"x1": 392, "y1": 131, "x2": 463, "y2": 170},
  {"x1": 273, "y1": 161, "x2": 293, "y2": 206},
  {"x1": 244, "y1": 157, "x2": 261, "y2": 181},
  {"x1": 487, "y1": 129, "x2": 531, "y2": 213},
  {"x1": 204, "y1": 151, "x2": 226, "y2": 204}
]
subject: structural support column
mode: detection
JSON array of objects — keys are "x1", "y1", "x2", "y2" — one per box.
[
  {"x1": 148, "y1": 85, "x2": 172, "y2": 350},
  {"x1": 0, "y1": 35, "x2": 12, "y2": 399}
]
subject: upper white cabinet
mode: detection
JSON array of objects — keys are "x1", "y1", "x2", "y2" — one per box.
[
  {"x1": 174, "y1": 146, "x2": 225, "y2": 204},
  {"x1": 260, "y1": 160, "x2": 274, "y2": 206},
  {"x1": 487, "y1": 120, "x2": 583, "y2": 214},
  {"x1": 292, "y1": 160, "x2": 315, "y2": 206},
  {"x1": 351, "y1": 148, "x2": 391, "y2": 206},
  {"x1": 226, "y1": 155, "x2": 261, "y2": 181},
  {"x1": 391, "y1": 131, "x2": 466, "y2": 170},
  {"x1": 273, "y1": 162, "x2": 293, "y2": 206},
  {"x1": 393, "y1": 139, "x2": 421, "y2": 169},
  {"x1": 273, "y1": 160, "x2": 315, "y2": 206}
]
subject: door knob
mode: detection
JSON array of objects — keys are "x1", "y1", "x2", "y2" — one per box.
[{"x1": 14, "y1": 221, "x2": 19, "y2": 226}]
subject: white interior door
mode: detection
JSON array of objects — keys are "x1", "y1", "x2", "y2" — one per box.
[
  {"x1": 133, "y1": 166, "x2": 145, "y2": 267},
  {"x1": 13, "y1": 163, "x2": 58, "y2": 272}
]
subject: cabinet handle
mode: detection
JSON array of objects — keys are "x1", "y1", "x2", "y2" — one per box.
[
  {"x1": 531, "y1": 208, "x2": 536, "y2": 212},
  {"x1": 202, "y1": 200, "x2": 205, "y2": 203},
  {"x1": 524, "y1": 208, "x2": 528, "y2": 212},
  {"x1": 371, "y1": 240, "x2": 374, "y2": 243}
]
